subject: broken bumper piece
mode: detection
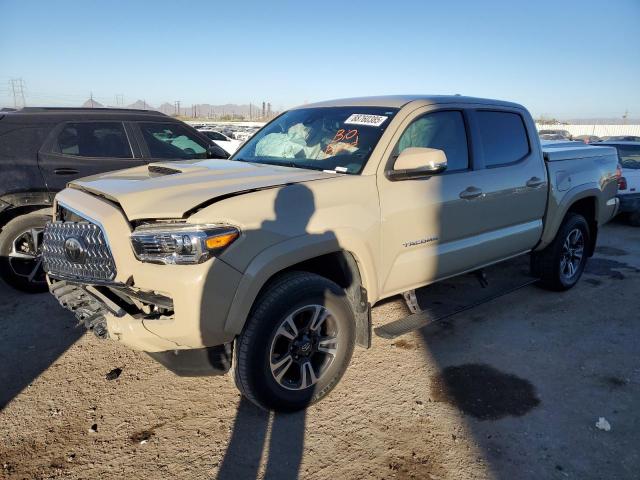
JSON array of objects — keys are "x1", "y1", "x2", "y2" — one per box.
[{"x1": 48, "y1": 279, "x2": 123, "y2": 338}]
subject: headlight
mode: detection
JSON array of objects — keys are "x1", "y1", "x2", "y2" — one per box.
[{"x1": 131, "y1": 223, "x2": 239, "y2": 265}]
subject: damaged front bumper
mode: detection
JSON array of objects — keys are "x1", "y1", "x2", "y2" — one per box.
[{"x1": 48, "y1": 277, "x2": 233, "y2": 376}]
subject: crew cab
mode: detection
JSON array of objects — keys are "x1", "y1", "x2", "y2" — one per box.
[
  {"x1": 0, "y1": 107, "x2": 228, "y2": 292},
  {"x1": 42, "y1": 96, "x2": 620, "y2": 411}
]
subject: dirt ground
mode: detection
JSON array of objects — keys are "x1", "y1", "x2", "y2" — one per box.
[{"x1": 1, "y1": 220, "x2": 639, "y2": 480}]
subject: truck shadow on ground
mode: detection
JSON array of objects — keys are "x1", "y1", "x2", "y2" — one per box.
[
  {"x1": 216, "y1": 398, "x2": 306, "y2": 480},
  {"x1": 213, "y1": 184, "x2": 344, "y2": 479},
  {"x1": 0, "y1": 280, "x2": 83, "y2": 410}
]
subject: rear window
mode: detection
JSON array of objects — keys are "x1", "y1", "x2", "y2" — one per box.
[
  {"x1": 57, "y1": 122, "x2": 132, "y2": 158},
  {"x1": 614, "y1": 144, "x2": 640, "y2": 170},
  {"x1": 477, "y1": 111, "x2": 530, "y2": 167}
]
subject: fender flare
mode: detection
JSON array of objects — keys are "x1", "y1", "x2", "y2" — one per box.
[
  {"x1": 537, "y1": 183, "x2": 601, "y2": 251},
  {"x1": 223, "y1": 232, "x2": 375, "y2": 339}
]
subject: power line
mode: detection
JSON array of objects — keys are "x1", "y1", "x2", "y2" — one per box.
[{"x1": 9, "y1": 78, "x2": 26, "y2": 108}]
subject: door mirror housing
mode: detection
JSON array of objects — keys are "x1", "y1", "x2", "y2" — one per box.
[
  {"x1": 207, "y1": 144, "x2": 229, "y2": 159},
  {"x1": 387, "y1": 147, "x2": 448, "y2": 180}
]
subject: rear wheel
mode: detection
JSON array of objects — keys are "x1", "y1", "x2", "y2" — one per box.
[
  {"x1": 0, "y1": 211, "x2": 51, "y2": 293},
  {"x1": 531, "y1": 213, "x2": 590, "y2": 291},
  {"x1": 234, "y1": 272, "x2": 355, "y2": 411}
]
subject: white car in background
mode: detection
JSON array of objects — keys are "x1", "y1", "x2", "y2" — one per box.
[
  {"x1": 596, "y1": 141, "x2": 640, "y2": 225},
  {"x1": 197, "y1": 129, "x2": 241, "y2": 154}
]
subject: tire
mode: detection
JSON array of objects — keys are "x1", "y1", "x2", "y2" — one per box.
[
  {"x1": 531, "y1": 213, "x2": 590, "y2": 291},
  {"x1": 629, "y1": 211, "x2": 640, "y2": 227},
  {"x1": 234, "y1": 271, "x2": 356, "y2": 411},
  {"x1": 0, "y1": 211, "x2": 51, "y2": 293}
]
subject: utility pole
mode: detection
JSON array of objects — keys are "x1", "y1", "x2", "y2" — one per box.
[
  {"x1": 89, "y1": 91, "x2": 95, "y2": 108},
  {"x1": 262, "y1": 101, "x2": 266, "y2": 119},
  {"x1": 623, "y1": 109, "x2": 629, "y2": 125},
  {"x1": 9, "y1": 78, "x2": 27, "y2": 108}
]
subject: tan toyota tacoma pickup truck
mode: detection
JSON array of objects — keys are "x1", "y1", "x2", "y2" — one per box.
[{"x1": 42, "y1": 96, "x2": 620, "y2": 411}]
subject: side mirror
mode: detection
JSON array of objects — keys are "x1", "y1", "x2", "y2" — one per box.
[
  {"x1": 387, "y1": 147, "x2": 448, "y2": 181},
  {"x1": 207, "y1": 143, "x2": 229, "y2": 159}
]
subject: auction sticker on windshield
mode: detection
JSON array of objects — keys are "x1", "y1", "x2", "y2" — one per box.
[{"x1": 344, "y1": 114, "x2": 388, "y2": 127}]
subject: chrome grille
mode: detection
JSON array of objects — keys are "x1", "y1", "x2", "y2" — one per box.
[{"x1": 42, "y1": 221, "x2": 117, "y2": 282}]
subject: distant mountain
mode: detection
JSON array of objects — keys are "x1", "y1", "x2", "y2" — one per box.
[
  {"x1": 157, "y1": 102, "x2": 176, "y2": 115},
  {"x1": 81, "y1": 98, "x2": 104, "y2": 108},
  {"x1": 76, "y1": 99, "x2": 278, "y2": 119},
  {"x1": 126, "y1": 99, "x2": 154, "y2": 110}
]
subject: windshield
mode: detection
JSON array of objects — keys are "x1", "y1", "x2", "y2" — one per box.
[{"x1": 231, "y1": 106, "x2": 398, "y2": 174}]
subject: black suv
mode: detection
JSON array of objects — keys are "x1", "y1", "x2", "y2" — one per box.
[{"x1": 0, "y1": 107, "x2": 228, "y2": 292}]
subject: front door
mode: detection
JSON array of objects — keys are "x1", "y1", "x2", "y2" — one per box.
[{"x1": 378, "y1": 109, "x2": 487, "y2": 296}]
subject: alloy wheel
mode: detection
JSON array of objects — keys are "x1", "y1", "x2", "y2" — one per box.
[
  {"x1": 8, "y1": 228, "x2": 46, "y2": 285},
  {"x1": 560, "y1": 228, "x2": 584, "y2": 281},
  {"x1": 269, "y1": 305, "x2": 339, "y2": 391}
]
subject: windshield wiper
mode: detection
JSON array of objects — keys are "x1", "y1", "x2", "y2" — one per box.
[{"x1": 235, "y1": 158, "x2": 323, "y2": 172}]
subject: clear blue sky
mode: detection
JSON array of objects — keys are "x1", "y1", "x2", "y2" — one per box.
[{"x1": 1, "y1": 0, "x2": 638, "y2": 118}]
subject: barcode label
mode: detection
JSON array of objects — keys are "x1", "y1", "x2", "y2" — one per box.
[{"x1": 344, "y1": 114, "x2": 388, "y2": 127}]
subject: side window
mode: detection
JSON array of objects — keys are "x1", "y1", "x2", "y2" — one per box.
[
  {"x1": 395, "y1": 111, "x2": 469, "y2": 171},
  {"x1": 139, "y1": 123, "x2": 208, "y2": 159},
  {"x1": 476, "y1": 111, "x2": 530, "y2": 167},
  {"x1": 56, "y1": 122, "x2": 132, "y2": 158}
]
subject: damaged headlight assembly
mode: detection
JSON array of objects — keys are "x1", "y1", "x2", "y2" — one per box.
[{"x1": 130, "y1": 223, "x2": 239, "y2": 265}]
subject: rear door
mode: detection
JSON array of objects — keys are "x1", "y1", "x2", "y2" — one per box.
[
  {"x1": 38, "y1": 120, "x2": 145, "y2": 192},
  {"x1": 466, "y1": 109, "x2": 548, "y2": 256}
]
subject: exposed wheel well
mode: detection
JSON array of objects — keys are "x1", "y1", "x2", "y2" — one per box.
[
  {"x1": 566, "y1": 197, "x2": 597, "y2": 256},
  {"x1": 0, "y1": 205, "x2": 52, "y2": 231},
  {"x1": 257, "y1": 251, "x2": 371, "y2": 348}
]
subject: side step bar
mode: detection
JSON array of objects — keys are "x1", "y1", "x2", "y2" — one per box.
[{"x1": 375, "y1": 277, "x2": 539, "y2": 340}]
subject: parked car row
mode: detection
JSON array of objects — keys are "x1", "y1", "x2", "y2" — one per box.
[{"x1": 191, "y1": 123, "x2": 262, "y2": 142}]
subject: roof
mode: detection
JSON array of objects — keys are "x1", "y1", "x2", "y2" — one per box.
[
  {"x1": 296, "y1": 95, "x2": 524, "y2": 110},
  {"x1": 0, "y1": 107, "x2": 169, "y2": 123}
]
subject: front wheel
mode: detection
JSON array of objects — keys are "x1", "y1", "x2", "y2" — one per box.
[
  {"x1": 234, "y1": 272, "x2": 356, "y2": 411},
  {"x1": 531, "y1": 213, "x2": 590, "y2": 291},
  {"x1": 0, "y1": 211, "x2": 51, "y2": 293}
]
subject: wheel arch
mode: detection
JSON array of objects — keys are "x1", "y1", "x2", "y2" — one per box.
[
  {"x1": 537, "y1": 185, "x2": 600, "y2": 255},
  {"x1": 223, "y1": 235, "x2": 374, "y2": 348},
  {"x1": 0, "y1": 191, "x2": 53, "y2": 229}
]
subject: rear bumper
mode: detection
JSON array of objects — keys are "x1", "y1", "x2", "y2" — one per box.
[{"x1": 617, "y1": 193, "x2": 640, "y2": 213}]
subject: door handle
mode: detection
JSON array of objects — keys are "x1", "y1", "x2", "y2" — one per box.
[
  {"x1": 526, "y1": 176, "x2": 545, "y2": 188},
  {"x1": 459, "y1": 186, "x2": 484, "y2": 200},
  {"x1": 54, "y1": 168, "x2": 79, "y2": 175}
]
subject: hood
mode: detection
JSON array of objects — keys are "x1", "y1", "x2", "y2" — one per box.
[{"x1": 70, "y1": 159, "x2": 335, "y2": 220}]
